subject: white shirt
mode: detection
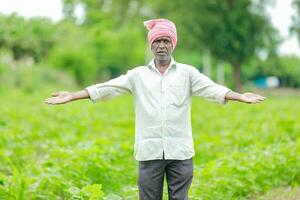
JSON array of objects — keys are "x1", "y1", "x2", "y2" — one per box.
[{"x1": 85, "y1": 58, "x2": 231, "y2": 161}]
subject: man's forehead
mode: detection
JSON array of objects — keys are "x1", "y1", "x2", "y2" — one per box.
[{"x1": 154, "y1": 36, "x2": 171, "y2": 41}]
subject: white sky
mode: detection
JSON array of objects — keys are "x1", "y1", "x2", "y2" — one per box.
[
  {"x1": 0, "y1": 0, "x2": 63, "y2": 21},
  {"x1": 267, "y1": 0, "x2": 300, "y2": 56},
  {"x1": 0, "y1": 0, "x2": 300, "y2": 56}
]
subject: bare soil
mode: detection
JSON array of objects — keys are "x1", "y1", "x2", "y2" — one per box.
[{"x1": 250, "y1": 187, "x2": 300, "y2": 200}]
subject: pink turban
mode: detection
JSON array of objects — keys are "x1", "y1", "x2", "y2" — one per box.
[{"x1": 144, "y1": 18, "x2": 177, "y2": 49}]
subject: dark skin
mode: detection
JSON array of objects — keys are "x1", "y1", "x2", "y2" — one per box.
[{"x1": 151, "y1": 36, "x2": 173, "y2": 75}]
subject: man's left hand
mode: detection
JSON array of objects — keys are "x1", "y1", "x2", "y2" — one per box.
[{"x1": 240, "y1": 92, "x2": 266, "y2": 104}]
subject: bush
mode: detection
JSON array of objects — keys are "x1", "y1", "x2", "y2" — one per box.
[{"x1": 0, "y1": 62, "x2": 76, "y2": 93}]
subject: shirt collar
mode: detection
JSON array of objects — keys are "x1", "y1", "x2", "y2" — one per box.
[{"x1": 147, "y1": 57, "x2": 177, "y2": 70}]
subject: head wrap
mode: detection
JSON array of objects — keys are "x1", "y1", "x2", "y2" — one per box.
[{"x1": 144, "y1": 18, "x2": 177, "y2": 49}]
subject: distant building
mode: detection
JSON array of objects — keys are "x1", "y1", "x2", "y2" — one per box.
[{"x1": 254, "y1": 76, "x2": 280, "y2": 88}]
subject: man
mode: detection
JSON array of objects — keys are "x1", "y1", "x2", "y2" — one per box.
[{"x1": 45, "y1": 18, "x2": 265, "y2": 200}]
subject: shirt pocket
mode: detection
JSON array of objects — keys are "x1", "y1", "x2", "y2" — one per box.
[{"x1": 168, "y1": 84, "x2": 188, "y2": 107}]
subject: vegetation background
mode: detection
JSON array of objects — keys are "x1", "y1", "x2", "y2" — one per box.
[{"x1": 0, "y1": 0, "x2": 300, "y2": 199}]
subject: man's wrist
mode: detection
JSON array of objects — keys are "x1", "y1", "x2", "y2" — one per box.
[
  {"x1": 70, "y1": 92, "x2": 76, "y2": 101},
  {"x1": 225, "y1": 91, "x2": 244, "y2": 102},
  {"x1": 72, "y1": 90, "x2": 89, "y2": 101}
]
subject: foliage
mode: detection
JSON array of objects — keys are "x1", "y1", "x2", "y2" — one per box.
[
  {"x1": 0, "y1": 91, "x2": 299, "y2": 199},
  {"x1": 91, "y1": 24, "x2": 146, "y2": 78},
  {"x1": 49, "y1": 20, "x2": 99, "y2": 86},
  {"x1": 68, "y1": 184, "x2": 104, "y2": 199},
  {"x1": 0, "y1": 60, "x2": 76, "y2": 93},
  {"x1": 62, "y1": 0, "x2": 148, "y2": 27},
  {"x1": 291, "y1": 0, "x2": 300, "y2": 43},
  {"x1": 0, "y1": 14, "x2": 56, "y2": 62},
  {"x1": 149, "y1": 0, "x2": 280, "y2": 91},
  {"x1": 244, "y1": 55, "x2": 300, "y2": 87},
  {"x1": 48, "y1": 19, "x2": 146, "y2": 86}
]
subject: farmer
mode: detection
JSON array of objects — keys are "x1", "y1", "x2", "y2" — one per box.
[{"x1": 45, "y1": 18, "x2": 265, "y2": 200}]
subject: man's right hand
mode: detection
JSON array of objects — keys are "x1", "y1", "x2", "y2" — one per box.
[{"x1": 45, "y1": 91, "x2": 74, "y2": 105}]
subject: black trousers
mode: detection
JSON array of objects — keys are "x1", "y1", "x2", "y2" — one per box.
[{"x1": 138, "y1": 155, "x2": 193, "y2": 200}]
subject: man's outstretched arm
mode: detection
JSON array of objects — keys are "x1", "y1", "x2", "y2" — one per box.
[
  {"x1": 189, "y1": 66, "x2": 266, "y2": 104},
  {"x1": 225, "y1": 91, "x2": 266, "y2": 104},
  {"x1": 45, "y1": 69, "x2": 135, "y2": 105},
  {"x1": 45, "y1": 90, "x2": 89, "y2": 105}
]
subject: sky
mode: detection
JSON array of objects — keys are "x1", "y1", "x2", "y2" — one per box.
[{"x1": 0, "y1": 0, "x2": 300, "y2": 56}]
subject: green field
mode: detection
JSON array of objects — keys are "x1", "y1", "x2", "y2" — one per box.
[{"x1": 0, "y1": 90, "x2": 299, "y2": 199}]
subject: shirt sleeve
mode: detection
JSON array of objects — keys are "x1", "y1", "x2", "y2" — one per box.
[
  {"x1": 85, "y1": 69, "x2": 135, "y2": 103},
  {"x1": 189, "y1": 66, "x2": 231, "y2": 104}
]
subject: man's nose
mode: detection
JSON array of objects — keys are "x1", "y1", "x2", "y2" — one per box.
[{"x1": 158, "y1": 41, "x2": 165, "y2": 48}]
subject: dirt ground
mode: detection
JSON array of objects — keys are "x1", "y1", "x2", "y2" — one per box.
[{"x1": 251, "y1": 187, "x2": 300, "y2": 200}]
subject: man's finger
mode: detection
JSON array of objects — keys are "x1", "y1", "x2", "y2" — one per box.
[
  {"x1": 254, "y1": 97, "x2": 264, "y2": 101},
  {"x1": 44, "y1": 100, "x2": 54, "y2": 105},
  {"x1": 45, "y1": 99, "x2": 62, "y2": 105},
  {"x1": 45, "y1": 97, "x2": 59, "y2": 103},
  {"x1": 251, "y1": 95, "x2": 265, "y2": 101},
  {"x1": 253, "y1": 97, "x2": 265, "y2": 103},
  {"x1": 45, "y1": 97, "x2": 53, "y2": 101},
  {"x1": 246, "y1": 93, "x2": 266, "y2": 99},
  {"x1": 253, "y1": 94, "x2": 266, "y2": 99},
  {"x1": 258, "y1": 96, "x2": 266, "y2": 101},
  {"x1": 255, "y1": 95, "x2": 266, "y2": 99},
  {"x1": 45, "y1": 99, "x2": 54, "y2": 104}
]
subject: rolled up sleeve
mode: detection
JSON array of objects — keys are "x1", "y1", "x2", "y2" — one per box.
[
  {"x1": 189, "y1": 67, "x2": 231, "y2": 104},
  {"x1": 85, "y1": 69, "x2": 134, "y2": 103}
]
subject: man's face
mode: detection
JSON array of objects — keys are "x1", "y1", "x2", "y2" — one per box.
[{"x1": 151, "y1": 36, "x2": 173, "y2": 62}]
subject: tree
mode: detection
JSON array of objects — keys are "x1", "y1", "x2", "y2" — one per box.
[
  {"x1": 291, "y1": 0, "x2": 300, "y2": 44},
  {"x1": 62, "y1": 0, "x2": 148, "y2": 27},
  {"x1": 149, "y1": 0, "x2": 279, "y2": 92},
  {"x1": 0, "y1": 14, "x2": 55, "y2": 62},
  {"x1": 60, "y1": 0, "x2": 147, "y2": 83}
]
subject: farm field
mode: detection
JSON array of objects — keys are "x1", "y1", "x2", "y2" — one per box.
[{"x1": 0, "y1": 90, "x2": 299, "y2": 199}]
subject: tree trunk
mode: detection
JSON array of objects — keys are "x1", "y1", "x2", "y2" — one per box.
[{"x1": 232, "y1": 64, "x2": 243, "y2": 92}]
